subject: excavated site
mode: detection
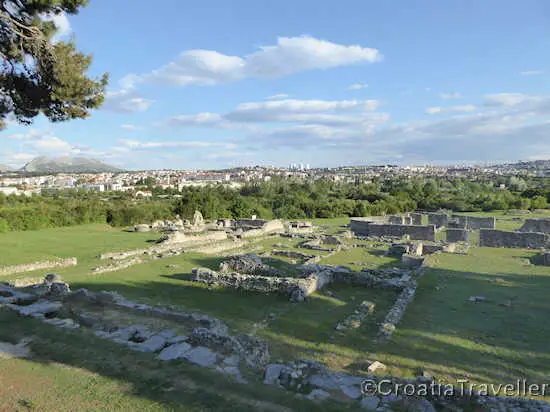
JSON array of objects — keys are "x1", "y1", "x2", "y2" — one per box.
[{"x1": 1, "y1": 211, "x2": 550, "y2": 411}]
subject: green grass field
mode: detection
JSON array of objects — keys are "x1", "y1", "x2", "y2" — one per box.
[{"x1": 1, "y1": 213, "x2": 549, "y2": 409}]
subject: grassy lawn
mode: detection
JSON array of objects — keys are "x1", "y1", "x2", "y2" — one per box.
[
  {"x1": 1, "y1": 217, "x2": 550, "y2": 408},
  {"x1": 373, "y1": 247, "x2": 550, "y2": 401},
  {"x1": 0, "y1": 224, "x2": 158, "y2": 267}
]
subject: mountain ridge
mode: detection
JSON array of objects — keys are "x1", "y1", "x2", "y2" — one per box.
[{"x1": 20, "y1": 156, "x2": 122, "y2": 173}]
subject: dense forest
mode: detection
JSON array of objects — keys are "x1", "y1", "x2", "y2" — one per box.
[{"x1": 0, "y1": 176, "x2": 549, "y2": 232}]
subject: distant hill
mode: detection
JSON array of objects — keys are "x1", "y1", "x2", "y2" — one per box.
[
  {"x1": 0, "y1": 164, "x2": 14, "y2": 172},
  {"x1": 21, "y1": 156, "x2": 122, "y2": 173}
]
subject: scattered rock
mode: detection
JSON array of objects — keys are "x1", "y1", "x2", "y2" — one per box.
[
  {"x1": 133, "y1": 335, "x2": 167, "y2": 353},
  {"x1": 264, "y1": 364, "x2": 284, "y2": 385},
  {"x1": 340, "y1": 384, "x2": 362, "y2": 399},
  {"x1": 360, "y1": 396, "x2": 380, "y2": 410},
  {"x1": 468, "y1": 296, "x2": 486, "y2": 303},
  {"x1": 367, "y1": 360, "x2": 387, "y2": 373},
  {"x1": 306, "y1": 389, "x2": 331, "y2": 401},
  {"x1": 157, "y1": 342, "x2": 192, "y2": 361},
  {"x1": 183, "y1": 346, "x2": 218, "y2": 367},
  {"x1": 0, "y1": 338, "x2": 32, "y2": 359}
]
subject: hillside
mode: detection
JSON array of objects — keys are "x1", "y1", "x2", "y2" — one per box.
[{"x1": 21, "y1": 156, "x2": 122, "y2": 173}]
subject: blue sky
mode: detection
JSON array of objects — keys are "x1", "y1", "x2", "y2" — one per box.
[{"x1": 2, "y1": 0, "x2": 550, "y2": 170}]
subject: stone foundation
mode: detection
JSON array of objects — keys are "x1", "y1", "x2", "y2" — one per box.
[
  {"x1": 479, "y1": 229, "x2": 547, "y2": 249},
  {"x1": 191, "y1": 267, "x2": 332, "y2": 301},
  {"x1": 0, "y1": 257, "x2": 78, "y2": 277}
]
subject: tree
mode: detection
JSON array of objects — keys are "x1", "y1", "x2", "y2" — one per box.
[{"x1": 0, "y1": 0, "x2": 108, "y2": 129}]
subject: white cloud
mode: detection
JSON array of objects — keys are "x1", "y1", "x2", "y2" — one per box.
[
  {"x1": 120, "y1": 124, "x2": 144, "y2": 131},
  {"x1": 520, "y1": 70, "x2": 544, "y2": 76},
  {"x1": 42, "y1": 12, "x2": 72, "y2": 43},
  {"x1": 348, "y1": 82, "x2": 368, "y2": 91},
  {"x1": 131, "y1": 36, "x2": 381, "y2": 87},
  {"x1": 440, "y1": 92, "x2": 462, "y2": 100},
  {"x1": 426, "y1": 105, "x2": 477, "y2": 115},
  {"x1": 266, "y1": 94, "x2": 290, "y2": 100},
  {"x1": 116, "y1": 139, "x2": 235, "y2": 151},
  {"x1": 103, "y1": 89, "x2": 154, "y2": 113},
  {"x1": 226, "y1": 99, "x2": 380, "y2": 123},
  {"x1": 483, "y1": 93, "x2": 541, "y2": 107}
]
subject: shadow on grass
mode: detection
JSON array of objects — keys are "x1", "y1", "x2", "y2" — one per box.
[
  {"x1": 0, "y1": 311, "x2": 340, "y2": 412},
  {"x1": 3, "y1": 257, "x2": 550, "y2": 408}
]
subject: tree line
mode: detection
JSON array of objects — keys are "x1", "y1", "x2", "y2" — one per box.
[{"x1": 0, "y1": 176, "x2": 548, "y2": 232}]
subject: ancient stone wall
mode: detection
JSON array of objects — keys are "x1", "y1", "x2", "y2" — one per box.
[
  {"x1": 519, "y1": 218, "x2": 550, "y2": 234},
  {"x1": 479, "y1": 229, "x2": 547, "y2": 249},
  {"x1": 388, "y1": 215, "x2": 405, "y2": 225},
  {"x1": 378, "y1": 286, "x2": 416, "y2": 340},
  {"x1": 100, "y1": 231, "x2": 229, "y2": 261},
  {"x1": 426, "y1": 213, "x2": 448, "y2": 228},
  {"x1": 455, "y1": 215, "x2": 496, "y2": 230},
  {"x1": 191, "y1": 268, "x2": 331, "y2": 300},
  {"x1": 350, "y1": 219, "x2": 436, "y2": 241},
  {"x1": 0, "y1": 257, "x2": 78, "y2": 277},
  {"x1": 446, "y1": 228, "x2": 470, "y2": 243},
  {"x1": 410, "y1": 213, "x2": 423, "y2": 225}
]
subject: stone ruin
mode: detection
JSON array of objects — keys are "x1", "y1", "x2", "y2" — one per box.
[
  {"x1": 219, "y1": 253, "x2": 281, "y2": 277},
  {"x1": 479, "y1": 229, "x2": 549, "y2": 249},
  {"x1": 350, "y1": 218, "x2": 436, "y2": 241},
  {"x1": 0, "y1": 275, "x2": 270, "y2": 381},
  {"x1": 301, "y1": 235, "x2": 344, "y2": 252},
  {"x1": 2, "y1": 268, "x2": 548, "y2": 410},
  {"x1": 0, "y1": 257, "x2": 78, "y2": 277},
  {"x1": 287, "y1": 221, "x2": 314, "y2": 234},
  {"x1": 426, "y1": 212, "x2": 448, "y2": 229},
  {"x1": 446, "y1": 228, "x2": 470, "y2": 243},
  {"x1": 519, "y1": 218, "x2": 550, "y2": 234},
  {"x1": 193, "y1": 252, "x2": 421, "y2": 342}
]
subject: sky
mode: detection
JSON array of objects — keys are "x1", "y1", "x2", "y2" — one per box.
[{"x1": 2, "y1": 0, "x2": 550, "y2": 170}]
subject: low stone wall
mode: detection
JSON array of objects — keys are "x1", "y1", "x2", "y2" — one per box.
[
  {"x1": 331, "y1": 268, "x2": 412, "y2": 291},
  {"x1": 191, "y1": 268, "x2": 331, "y2": 301},
  {"x1": 334, "y1": 300, "x2": 375, "y2": 331},
  {"x1": 92, "y1": 258, "x2": 143, "y2": 274},
  {"x1": 519, "y1": 218, "x2": 550, "y2": 234},
  {"x1": 233, "y1": 219, "x2": 285, "y2": 234},
  {"x1": 446, "y1": 228, "x2": 469, "y2": 243},
  {"x1": 161, "y1": 230, "x2": 228, "y2": 245},
  {"x1": 401, "y1": 254, "x2": 425, "y2": 268},
  {"x1": 271, "y1": 249, "x2": 318, "y2": 262},
  {"x1": 187, "y1": 240, "x2": 249, "y2": 255},
  {"x1": 426, "y1": 212, "x2": 448, "y2": 228},
  {"x1": 350, "y1": 219, "x2": 436, "y2": 241},
  {"x1": 378, "y1": 285, "x2": 416, "y2": 340},
  {"x1": 455, "y1": 215, "x2": 496, "y2": 230},
  {"x1": 100, "y1": 231, "x2": 229, "y2": 260},
  {"x1": 219, "y1": 254, "x2": 280, "y2": 277},
  {"x1": 479, "y1": 229, "x2": 547, "y2": 249},
  {"x1": 0, "y1": 257, "x2": 78, "y2": 277}
]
